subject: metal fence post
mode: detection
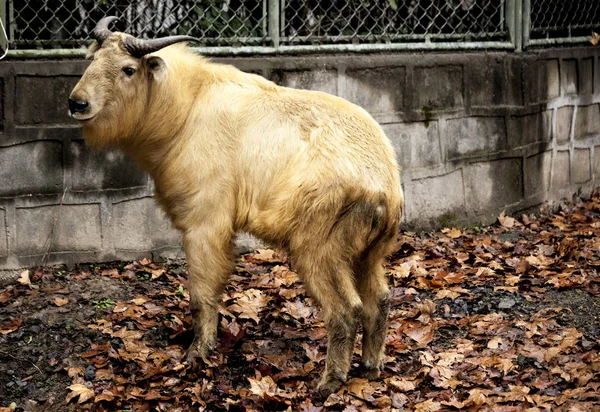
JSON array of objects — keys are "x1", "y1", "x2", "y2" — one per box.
[
  {"x1": 0, "y1": 0, "x2": 6, "y2": 41},
  {"x1": 268, "y1": 0, "x2": 280, "y2": 49},
  {"x1": 522, "y1": 0, "x2": 530, "y2": 50},
  {"x1": 506, "y1": 0, "x2": 521, "y2": 51}
]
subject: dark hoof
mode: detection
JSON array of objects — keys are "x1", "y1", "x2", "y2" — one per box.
[
  {"x1": 184, "y1": 340, "x2": 213, "y2": 370},
  {"x1": 358, "y1": 364, "x2": 381, "y2": 381},
  {"x1": 315, "y1": 375, "x2": 345, "y2": 399}
]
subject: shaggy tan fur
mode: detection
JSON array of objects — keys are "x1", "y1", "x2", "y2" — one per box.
[{"x1": 70, "y1": 34, "x2": 404, "y2": 397}]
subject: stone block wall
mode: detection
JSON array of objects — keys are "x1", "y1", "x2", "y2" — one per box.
[{"x1": 0, "y1": 46, "x2": 599, "y2": 269}]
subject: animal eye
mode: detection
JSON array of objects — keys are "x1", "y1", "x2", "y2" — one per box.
[{"x1": 122, "y1": 67, "x2": 136, "y2": 76}]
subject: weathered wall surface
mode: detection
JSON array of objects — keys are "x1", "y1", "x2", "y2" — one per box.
[{"x1": 0, "y1": 47, "x2": 598, "y2": 269}]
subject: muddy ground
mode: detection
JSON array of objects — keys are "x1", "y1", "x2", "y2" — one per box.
[{"x1": 1, "y1": 194, "x2": 600, "y2": 411}]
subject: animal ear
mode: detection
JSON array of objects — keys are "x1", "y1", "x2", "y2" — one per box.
[
  {"x1": 85, "y1": 41, "x2": 101, "y2": 60},
  {"x1": 145, "y1": 56, "x2": 167, "y2": 80}
]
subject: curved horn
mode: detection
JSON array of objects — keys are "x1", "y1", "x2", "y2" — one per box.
[
  {"x1": 123, "y1": 35, "x2": 200, "y2": 58},
  {"x1": 92, "y1": 16, "x2": 119, "y2": 44}
]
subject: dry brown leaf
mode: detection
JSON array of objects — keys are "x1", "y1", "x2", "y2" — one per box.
[
  {"x1": 130, "y1": 296, "x2": 148, "y2": 305},
  {"x1": 228, "y1": 288, "x2": 270, "y2": 324},
  {"x1": 0, "y1": 318, "x2": 22, "y2": 335},
  {"x1": 406, "y1": 325, "x2": 434, "y2": 347},
  {"x1": 434, "y1": 289, "x2": 461, "y2": 300},
  {"x1": 66, "y1": 383, "x2": 95, "y2": 404},
  {"x1": 387, "y1": 376, "x2": 419, "y2": 392},
  {"x1": 414, "y1": 398, "x2": 442, "y2": 412},
  {"x1": 53, "y1": 296, "x2": 69, "y2": 306},
  {"x1": 442, "y1": 228, "x2": 463, "y2": 239},
  {"x1": 95, "y1": 390, "x2": 115, "y2": 402},
  {"x1": 17, "y1": 270, "x2": 31, "y2": 286},
  {"x1": 498, "y1": 211, "x2": 516, "y2": 228},
  {"x1": 248, "y1": 375, "x2": 278, "y2": 398},
  {"x1": 65, "y1": 367, "x2": 83, "y2": 378}
]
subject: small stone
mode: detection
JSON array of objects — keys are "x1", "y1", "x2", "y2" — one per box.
[
  {"x1": 498, "y1": 298, "x2": 516, "y2": 309},
  {"x1": 84, "y1": 365, "x2": 96, "y2": 381}
]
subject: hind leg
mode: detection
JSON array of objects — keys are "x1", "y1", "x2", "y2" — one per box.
[
  {"x1": 356, "y1": 249, "x2": 391, "y2": 380},
  {"x1": 293, "y1": 251, "x2": 363, "y2": 398}
]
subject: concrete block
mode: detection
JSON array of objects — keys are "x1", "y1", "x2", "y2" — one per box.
[
  {"x1": 446, "y1": 117, "x2": 506, "y2": 159},
  {"x1": 562, "y1": 59, "x2": 578, "y2": 96},
  {"x1": 15, "y1": 204, "x2": 102, "y2": 255},
  {"x1": 573, "y1": 148, "x2": 591, "y2": 184},
  {"x1": 0, "y1": 141, "x2": 63, "y2": 196},
  {"x1": 467, "y1": 57, "x2": 521, "y2": 107},
  {"x1": 466, "y1": 57, "x2": 503, "y2": 106},
  {"x1": 464, "y1": 158, "x2": 523, "y2": 213},
  {"x1": 546, "y1": 59, "x2": 561, "y2": 100},
  {"x1": 507, "y1": 111, "x2": 552, "y2": 149},
  {"x1": 556, "y1": 106, "x2": 574, "y2": 144},
  {"x1": 405, "y1": 169, "x2": 465, "y2": 222},
  {"x1": 69, "y1": 141, "x2": 147, "y2": 190},
  {"x1": 523, "y1": 58, "x2": 559, "y2": 104},
  {"x1": 0, "y1": 78, "x2": 4, "y2": 132},
  {"x1": 0, "y1": 209, "x2": 7, "y2": 258},
  {"x1": 553, "y1": 151, "x2": 570, "y2": 189},
  {"x1": 382, "y1": 122, "x2": 441, "y2": 170},
  {"x1": 271, "y1": 69, "x2": 338, "y2": 96},
  {"x1": 580, "y1": 58, "x2": 594, "y2": 96},
  {"x1": 525, "y1": 151, "x2": 552, "y2": 197},
  {"x1": 413, "y1": 65, "x2": 463, "y2": 110},
  {"x1": 111, "y1": 198, "x2": 181, "y2": 251},
  {"x1": 15, "y1": 76, "x2": 80, "y2": 125},
  {"x1": 594, "y1": 147, "x2": 600, "y2": 180},
  {"x1": 574, "y1": 104, "x2": 600, "y2": 140},
  {"x1": 345, "y1": 66, "x2": 405, "y2": 113}
]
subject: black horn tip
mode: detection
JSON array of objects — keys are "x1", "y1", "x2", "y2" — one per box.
[
  {"x1": 91, "y1": 16, "x2": 120, "y2": 44},
  {"x1": 98, "y1": 16, "x2": 120, "y2": 27}
]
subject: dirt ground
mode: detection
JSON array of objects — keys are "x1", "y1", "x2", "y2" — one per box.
[{"x1": 1, "y1": 193, "x2": 600, "y2": 411}]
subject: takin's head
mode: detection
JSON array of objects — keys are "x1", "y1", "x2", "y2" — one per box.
[{"x1": 69, "y1": 17, "x2": 199, "y2": 147}]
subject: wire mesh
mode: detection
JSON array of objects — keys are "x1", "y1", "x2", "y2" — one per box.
[
  {"x1": 529, "y1": 0, "x2": 600, "y2": 40},
  {"x1": 4, "y1": 0, "x2": 595, "y2": 52},
  {"x1": 282, "y1": 0, "x2": 508, "y2": 44},
  {"x1": 9, "y1": 0, "x2": 267, "y2": 48}
]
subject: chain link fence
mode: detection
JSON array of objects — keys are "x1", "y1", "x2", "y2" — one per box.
[
  {"x1": 282, "y1": 0, "x2": 507, "y2": 45},
  {"x1": 1, "y1": 0, "x2": 599, "y2": 55},
  {"x1": 7, "y1": 0, "x2": 267, "y2": 48},
  {"x1": 526, "y1": 0, "x2": 600, "y2": 46}
]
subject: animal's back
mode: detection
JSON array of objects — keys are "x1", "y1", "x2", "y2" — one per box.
[{"x1": 221, "y1": 75, "x2": 403, "y2": 246}]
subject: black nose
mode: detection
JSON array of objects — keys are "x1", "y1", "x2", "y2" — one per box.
[{"x1": 68, "y1": 98, "x2": 89, "y2": 114}]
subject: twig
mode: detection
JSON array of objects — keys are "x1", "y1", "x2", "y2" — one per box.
[
  {"x1": 0, "y1": 350, "x2": 45, "y2": 378},
  {"x1": 41, "y1": 186, "x2": 68, "y2": 265}
]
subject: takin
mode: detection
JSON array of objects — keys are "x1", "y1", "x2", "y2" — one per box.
[{"x1": 69, "y1": 16, "x2": 404, "y2": 397}]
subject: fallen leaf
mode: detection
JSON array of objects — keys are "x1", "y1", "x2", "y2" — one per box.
[
  {"x1": 406, "y1": 326, "x2": 434, "y2": 347},
  {"x1": 17, "y1": 270, "x2": 31, "y2": 286},
  {"x1": 498, "y1": 211, "x2": 517, "y2": 228},
  {"x1": 66, "y1": 383, "x2": 95, "y2": 404},
  {"x1": 0, "y1": 318, "x2": 22, "y2": 335},
  {"x1": 228, "y1": 289, "x2": 270, "y2": 323},
  {"x1": 248, "y1": 375, "x2": 278, "y2": 398},
  {"x1": 442, "y1": 228, "x2": 463, "y2": 239},
  {"x1": 53, "y1": 296, "x2": 69, "y2": 306}
]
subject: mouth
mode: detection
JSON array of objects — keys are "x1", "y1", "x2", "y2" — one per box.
[{"x1": 69, "y1": 112, "x2": 96, "y2": 122}]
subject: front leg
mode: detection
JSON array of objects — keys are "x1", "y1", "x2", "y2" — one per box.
[{"x1": 183, "y1": 222, "x2": 234, "y2": 368}]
